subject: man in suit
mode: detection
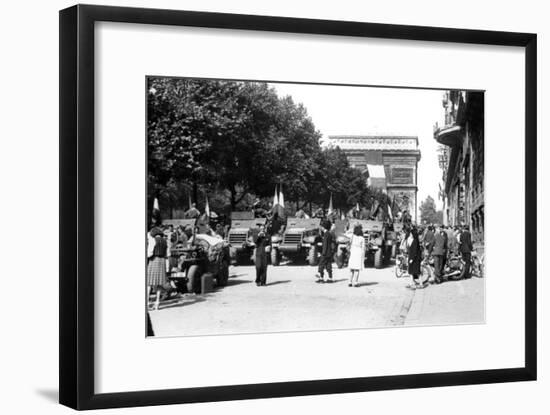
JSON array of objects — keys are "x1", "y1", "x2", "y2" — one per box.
[
  {"x1": 316, "y1": 220, "x2": 335, "y2": 283},
  {"x1": 432, "y1": 224, "x2": 448, "y2": 284},
  {"x1": 458, "y1": 225, "x2": 474, "y2": 279},
  {"x1": 422, "y1": 225, "x2": 435, "y2": 254}
]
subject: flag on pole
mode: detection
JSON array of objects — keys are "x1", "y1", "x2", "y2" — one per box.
[
  {"x1": 328, "y1": 193, "x2": 333, "y2": 214},
  {"x1": 152, "y1": 197, "x2": 161, "y2": 225},
  {"x1": 273, "y1": 185, "x2": 279, "y2": 207},
  {"x1": 205, "y1": 196, "x2": 210, "y2": 217},
  {"x1": 279, "y1": 184, "x2": 285, "y2": 208}
]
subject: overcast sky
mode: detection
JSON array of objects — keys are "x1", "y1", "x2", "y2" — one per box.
[{"x1": 268, "y1": 82, "x2": 447, "y2": 212}]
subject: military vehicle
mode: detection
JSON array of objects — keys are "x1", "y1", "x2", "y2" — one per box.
[
  {"x1": 270, "y1": 218, "x2": 322, "y2": 266},
  {"x1": 227, "y1": 211, "x2": 266, "y2": 264},
  {"x1": 162, "y1": 218, "x2": 196, "y2": 230},
  {"x1": 386, "y1": 222, "x2": 403, "y2": 259},
  {"x1": 168, "y1": 234, "x2": 230, "y2": 294},
  {"x1": 348, "y1": 219, "x2": 390, "y2": 268},
  {"x1": 333, "y1": 219, "x2": 350, "y2": 269}
]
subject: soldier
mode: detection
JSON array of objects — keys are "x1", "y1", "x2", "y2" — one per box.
[
  {"x1": 313, "y1": 207, "x2": 325, "y2": 219},
  {"x1": 184, "y1": 203, "x2": 201, "y2": 219},
  {"x1": 315, "y1": 220, "x2": 335, "y2": 283},
  {"x1": 252, "y1": 224, "x2": 269, "y2": 286}
]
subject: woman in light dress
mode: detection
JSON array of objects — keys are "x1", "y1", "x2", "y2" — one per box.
[{"x1": 347, "y1": 224, "x2": 365, "y2": 287}]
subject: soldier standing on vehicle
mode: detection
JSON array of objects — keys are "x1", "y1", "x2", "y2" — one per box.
[
  {"x1": 184, "y1": 203, "x2": 201, "y2": 219},
  {"x1": 315, "y1": 220, "x2": 335, "y2": 283},
  {"x1": 432, "y1": 224, "x2": 448, "y2": 284},
  {"x1": 458, "y1": 225, "x2": 474, "y2": 279}
]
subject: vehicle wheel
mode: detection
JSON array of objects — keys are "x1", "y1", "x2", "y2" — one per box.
[
  {"x1": 271, "y1": 247, "x2": 279, "y2": 266},
  {"x1": 374, "y1": 249, "x2": 383, "y2": 269},
  {"x1": 174, "y1": 278, "x2": 188, "y2": 293},
  {"x1": 335, "y1": 247, "x2": 345, "y2": 269},
  {"x1": 217, "y1": 258, "x2": 229, "y2": 287},
  {"x1": 229, "y1": 247, "x2": 238, "y2": 264},
  {"x1": 186, "y1": 264, "x2": 202, "y2": 294},
  {"x1": 307, "y1": 246, "x2": 319, "y2": 266}
]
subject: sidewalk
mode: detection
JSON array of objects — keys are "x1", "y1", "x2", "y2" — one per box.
[{"x1": 404, "y1": 277, "x2": 485, "y2": 326}]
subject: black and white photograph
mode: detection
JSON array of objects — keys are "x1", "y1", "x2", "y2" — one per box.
[{"x1": 146, "y1": 78, "x2": 485, "y2": 337}]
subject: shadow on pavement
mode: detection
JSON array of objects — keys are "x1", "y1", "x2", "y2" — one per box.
[
  {"x1": 356, "y1": 281, "x2": 379, "y2": 287},
  {"x1": 229, "y1": 273, "x2": 249, "y2": 278},
  {"x1": 265, "y1": 279, "x2": 291, "y2": 286},
  {"x1": 159, "y1": 295, "x2": 208, "y2": 310},
  {"x1": 225, "y1": 278, "x2": 252, "y2": 287}
]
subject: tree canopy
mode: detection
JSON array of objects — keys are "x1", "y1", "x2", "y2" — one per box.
[
  {"x1": 419, "y1": 195, "x2": 443, "y2": 224},
  {"x1": 147, "y1": 78, "x2": 379, "y2": 220}
]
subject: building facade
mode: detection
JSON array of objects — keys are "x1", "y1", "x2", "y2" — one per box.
[
  {"x1": 327, "y1": 135, "x2": 421, "y2": 221},
  {"x1": 434, "y1": 91, "x2": 484, "y2": 249}
]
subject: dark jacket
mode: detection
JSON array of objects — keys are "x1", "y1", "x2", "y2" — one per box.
[
  {"x1": 458, "y1": 230, "x2": 474, "y2": 254},
  {"x1": 408, "y1": 238, "x2": 423, "y2": 275},
  {"x1": 321, "y1": 230, "x2": 335, "y2": 258},
  {"x1": 423, "y1": 229, "x2": 435, "y2": 252},
  {"x1": 152, "y1": 235, "x2": 167, "y2": 257},
  {"x1": 432, "y1": 231, "x2": 448, "y2": 256},
  {"x1": 252, "y1": 229, "x2": 269, "y2": 268}
]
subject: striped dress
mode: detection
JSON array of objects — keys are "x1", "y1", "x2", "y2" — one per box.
[{"x1": 147, "y1": 235, "x2": 167, "y2": 287}]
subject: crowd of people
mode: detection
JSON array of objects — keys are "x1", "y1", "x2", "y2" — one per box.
[
  {"x1": 399, "y1": 223, "x2": 475, "y2": 289},
  {"x1": 147, "y1": 196, "x2": 476, "y2": 309}
]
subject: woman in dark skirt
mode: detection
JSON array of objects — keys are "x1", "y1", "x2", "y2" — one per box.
[
  {"x1": 407, "y1": 227, "x2": 424, "y2": 289},
  {"x1": 147, "y1": 227, "x2": 168, "y2": 310}
]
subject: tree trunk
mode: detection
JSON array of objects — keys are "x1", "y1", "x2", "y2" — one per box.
[{"x1": 230, "y1": 186, "x2": 236, "y2": 210}]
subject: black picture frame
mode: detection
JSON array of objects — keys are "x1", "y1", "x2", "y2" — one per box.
[{"x1": 59, "y1": 4, "x2": 537, "y2": 410}]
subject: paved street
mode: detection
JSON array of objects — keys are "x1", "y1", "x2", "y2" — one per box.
[{"x1": 149, "y1": 262, "x2": 485, "y2": 337}]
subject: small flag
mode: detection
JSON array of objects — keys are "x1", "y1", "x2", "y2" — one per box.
[
  {"x1": 273, "y1": 185, "x2": 279, "y2": 206},
  {"x1": 152, "y1": 197, "x2": 161, "y2": 225},
  {"x1": 279, "y1": 184, "x2": 285, "y2": 208},
  {"x1": 205, "y1": 197, "x2": 210, "y2": 217}
]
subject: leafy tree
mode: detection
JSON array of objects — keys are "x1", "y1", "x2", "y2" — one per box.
[{"x1": 420, "y1": 195, "x2": 443, "y2": 224}]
